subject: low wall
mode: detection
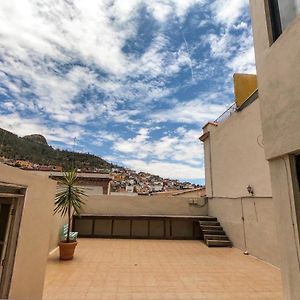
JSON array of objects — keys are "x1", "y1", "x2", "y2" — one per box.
[
  {"x1": 48, "y1": 195, "x2": 208, "y2": 251},
  {"x1": 81, "y1": 195, "x2": 208, "y2": 216},
  {"x1": 73, "y1": 215, "x2": 203, "y2": 240},
  {"x1": 48, "y1": 213, "x2": 68, "y2": 253},
  {"x1": 208, "y1": 196, "x2": 279, "y2": 266}
]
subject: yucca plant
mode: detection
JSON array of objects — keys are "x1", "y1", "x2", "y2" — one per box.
[{"x1": 54, "y1": 170, "x2": 86, "y2": 243}]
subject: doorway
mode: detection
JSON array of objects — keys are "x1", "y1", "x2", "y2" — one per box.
[
  {"x1": 0, "y1": 183, "x2": 25, "y2": 299},
  {"x1": 0, "y1": 201, "x2": 12, "y2": 281},
  {"x1": 294, "y1": 155, "x2": 300, "y2": 240}
]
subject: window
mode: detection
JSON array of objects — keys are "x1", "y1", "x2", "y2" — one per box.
[
  {"x1": 296, "y1": 155, "x2": 300, "y2": 191},
  {"x1": 268, "y1": 0, "x2": 300, "y2": 41},
  {"x1": 294, "y1": 155, "x2": 300, "y2": 245}
]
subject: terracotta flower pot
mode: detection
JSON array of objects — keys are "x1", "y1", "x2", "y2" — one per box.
[{"x1": 58, "y1": 241, "x2": 78, "y2": 260}]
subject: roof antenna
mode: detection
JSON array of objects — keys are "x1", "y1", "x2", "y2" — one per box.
[{"x1": 72, "y1": 137, "x2": 76, "y2": 171}]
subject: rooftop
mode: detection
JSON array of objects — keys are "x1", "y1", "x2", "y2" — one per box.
[
  {"x1": 43, "y1": 239, "x2": 282, "y2": 300},
  {"x1": 25, "y1": 170, "x2": 113, "y2": 179}
]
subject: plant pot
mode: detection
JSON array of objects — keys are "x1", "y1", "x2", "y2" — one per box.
[{"x1": 58, "y1": 240, "x2": 78, "y2": 260}]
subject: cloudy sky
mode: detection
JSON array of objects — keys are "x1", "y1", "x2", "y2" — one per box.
[{"x1": 0, "y1": 0, "x2": 255, "y2": 184}]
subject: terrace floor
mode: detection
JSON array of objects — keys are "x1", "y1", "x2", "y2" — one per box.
[{"x1": 43, "y1": 239, "x2": 282, "y2": 300}]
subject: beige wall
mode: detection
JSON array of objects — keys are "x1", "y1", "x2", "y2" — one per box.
[
  {"x1": 250, "y1": 1, "x2": 300, "y2": 298},
  {"x1": 48, "y1": 213, "x2": 68, "y2": 253},
  {"x1": 80, "y1": 195, "x2": 208, "y2": 216},
  {"x1": 268, "y1": 156, "x2": 300, "y2": 299},
  {"x1": 250, "y1": 1, "x2": 300, "y2": 160},
  {"x1": 173, "y1": 189, "x2": 206, "y2": 198},
  {"x1": 208, "y1": 196, "x2": 279, "y2": 266},
  {"x1": 200, "y1": 96, "x2": 278, "y2": 266},
  {"x1": 0, "y1": 163, "x2": 56, "y2": 300},
  {"x1": 203, "y1": 99, "x2": 272, "y2": 198}
]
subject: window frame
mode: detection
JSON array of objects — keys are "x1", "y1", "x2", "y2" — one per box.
[{"x1": 268, "y1": 0, "x2": 283, "y2": 42}]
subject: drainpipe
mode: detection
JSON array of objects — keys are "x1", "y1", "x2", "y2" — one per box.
[
  {"x1": 208, "y1": 136, "x2": 214, "y2": 198},
  {"x1": 240, "y1": 197, "x2": 249, "y2": 255}
]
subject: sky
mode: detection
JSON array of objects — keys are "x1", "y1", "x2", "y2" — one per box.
[{"x1": 0, "y1": 0, "x2": 256, "y2": 184}]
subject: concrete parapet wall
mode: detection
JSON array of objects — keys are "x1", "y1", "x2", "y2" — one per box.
[
  {"x1": 208, "y1": 196, "x2": 279, "y2": 266},
  {"x1": 81, "y1": 195, "x2": 208, "y2": 216},
  {"x1": 48, "y1": 213, "x2": 68, "y2": 253}
]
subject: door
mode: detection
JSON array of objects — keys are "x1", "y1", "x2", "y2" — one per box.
[
  {"x1": 0, "y1": 197, "x2": 19, "y2": 299},
  {"x1": 0, "y1": 202, "x2": 12, "y2": 281}
]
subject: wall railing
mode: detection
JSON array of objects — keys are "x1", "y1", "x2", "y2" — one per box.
[{"x1": 214, "y1": 102, "x2": 236, "y2": 123}]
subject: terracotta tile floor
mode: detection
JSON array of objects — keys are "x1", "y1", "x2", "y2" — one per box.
[{"x1": 43, "y1": 239, "x2": 282, "y2": 300}]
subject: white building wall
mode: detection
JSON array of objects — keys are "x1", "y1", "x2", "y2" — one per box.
[
  {"x1": 204, "y1": 99, "x2": 272, "y2": 198},
  {"x1": 201, "y1": 98, "x2": 279, "y2": 266}
]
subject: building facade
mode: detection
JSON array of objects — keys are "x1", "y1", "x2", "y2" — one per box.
[
  {"x1": 200, "y1": 76, "x2": 279, "y2": 266},
  {"x1": 249, "y1": 1, "x2": 300, "y2": 298},
  {"x1": 25, "y1": 171, "x2": 112, "y2": 195}
]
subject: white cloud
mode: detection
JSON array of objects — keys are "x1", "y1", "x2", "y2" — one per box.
[
  {"x1": 210, "y1": 0, "x2": 249, "y2": 27},
  {"x1": 228, "y1": 46, "x2": 256, "y2": 74},
  {"x1": 207, "y1": 32, "x2": 234, "y2": 59},
  {"x1": 112, "y1": 126, "x2": 203, "y2": 166},
  {"x1": 0, "y1": 0, "x2": 201, "y2": 125},
  {"x1": 0, "y1": 113, "x2": 84, "y2": 144},
  {"x1": 205, "y1": 7, "x2": 256, "y2": 75},
  {"x1": 151, "y1": 97, "x2": 228, "y2": 124},
  {"x1": 123, "y1": 159, "x2": 203, "y2": 179}
]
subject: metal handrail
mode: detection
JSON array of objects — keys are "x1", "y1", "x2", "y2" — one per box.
[{"x1": 214, "y1": 102, "x2": 236, "y2": 123}]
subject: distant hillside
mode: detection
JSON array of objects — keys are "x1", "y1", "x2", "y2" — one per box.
[
  {"x1": 0, "y1": 128, "x2": 112, "y2": 171},
  {"x1": 23, "y1": 134, "x2": 48, "y2": 145}
]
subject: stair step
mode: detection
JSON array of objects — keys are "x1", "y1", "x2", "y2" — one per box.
[
  {"x1": 199, "y1": 221, "x2": 220, "y2": 226},
  {"x1": 200, "y1": 225, "x2": 223, "y2": 230},
  {"x1": 198, "y1": 216, "x2": 217, "y2": 221},
  {"x1": 206, "y1": 240, "x2": 232, "y2": 247},
  {"x1": 204, "y1": 235, "x2": 229, "y2": 241},
  {"x1": 202, "y1": 229, "x2": 226, "y2": 235}
]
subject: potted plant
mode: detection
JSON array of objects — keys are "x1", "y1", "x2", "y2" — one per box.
[{"x1": 54, "y1": 169, "x2": 86, "y2": 260}]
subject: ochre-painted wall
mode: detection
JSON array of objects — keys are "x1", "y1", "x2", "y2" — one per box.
[{"x1": 233, "y1": 73, "x2": 257, "y2": 108}]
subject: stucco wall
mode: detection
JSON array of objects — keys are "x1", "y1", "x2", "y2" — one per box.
[
  {"x1": 250, "y1": 1, "x2": 300, "y2": 160},
  {"x1": 208, "y1": 196, "x2": 279, "y2": 266},
  {"x1": 80, "y1": 195, "x2": 208, "y2": 216},
  {"x1": 250, "y1": 1, "x2": 300, "y2": 298},
  {"x1": 268, "y1": 156, "x2": 300, "y2": 299},
  {"x1": 204, "y1": 99, "x2": 272, "y2": 198},
  {"x1": 0, "y1": 163, "x2": 56, "y2": 300},
  {"x1": 48, "y1": 213, "x2": 68, "y2": 253},
  {"x1": 173, "y1": 189, "x2": 206, "y2": 198}
]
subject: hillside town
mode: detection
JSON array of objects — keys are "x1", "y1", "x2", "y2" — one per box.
[
  {"x1": 0, "y1": 156, "x2": 200, "y2": 195},
  {"x1": 110, "y1": 168, "x2": 199, "y2": 194}
]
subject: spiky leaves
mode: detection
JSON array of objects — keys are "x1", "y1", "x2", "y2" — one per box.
[{"x1": 54, "y1": 170, "x2": 86, "y2": 242}]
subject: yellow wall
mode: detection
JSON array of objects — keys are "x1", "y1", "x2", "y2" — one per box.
[{"x1": 233, "y1": 73, "x2": 257, "y2": 108}]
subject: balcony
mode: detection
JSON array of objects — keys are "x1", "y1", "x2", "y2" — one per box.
[{"x1": 43, "y1": 238, "x2": 282, "y2": 300}]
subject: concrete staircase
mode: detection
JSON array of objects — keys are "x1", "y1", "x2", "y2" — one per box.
[{"x1": 199, "y1": 218, "x2": 232, "y2": 247}]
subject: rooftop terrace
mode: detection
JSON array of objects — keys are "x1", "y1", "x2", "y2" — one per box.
[{"x1": 43, "y1": 239, "x2": 282, "y2": 300}]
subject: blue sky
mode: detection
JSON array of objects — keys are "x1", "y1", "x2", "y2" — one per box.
[{"x1": 0, "y1": 0, "x2": 255, "y2": 184}]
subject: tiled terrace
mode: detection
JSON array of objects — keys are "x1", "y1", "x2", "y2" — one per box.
[{"x1": 43, "y1": 239, "x2": 282, "y2": 300}]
